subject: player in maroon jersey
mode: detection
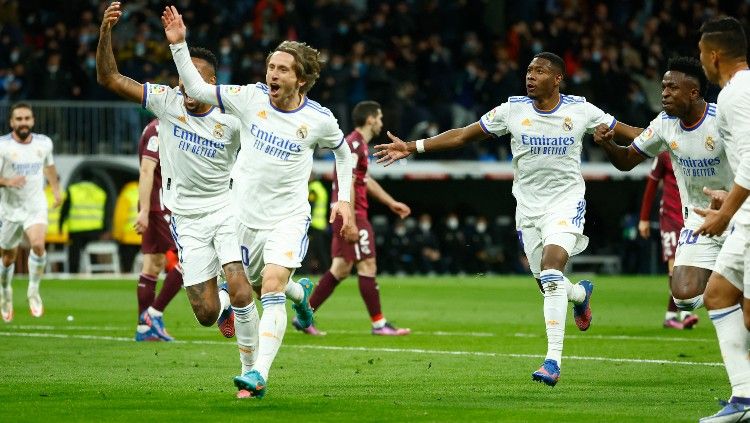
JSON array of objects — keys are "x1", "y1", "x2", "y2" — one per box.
[
  {"x1": 133, "y1": 118, "x2": 186, "y2": 341},
  {"x1": 293, "y1": 101, "x2": 412, "y2": 336},
  {"x1": 638, "y1": 151, "x2": 698, "y2": 329}
]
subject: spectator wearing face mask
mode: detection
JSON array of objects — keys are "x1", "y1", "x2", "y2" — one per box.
[
  {"x1": 413, "y1": 213, "x2": 442, "y2": 274},
  {"x1": 439, "y1": 212, "x2": 466, "y2": 274}
]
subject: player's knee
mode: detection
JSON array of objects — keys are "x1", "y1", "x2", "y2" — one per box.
[
  {"x1": 193, "y1": 305, "x2": 219, "y2": 327},
  {"x1": 29, "y1": 244, "x2": 45, "y2": 257},
  {"x1": 229, "y1": 282, "x2": 253, "y2": 307},
  {"x1": 357, "y1": 259, "x2": 376, "y2": 276},
  {"x1": 670, "y1": 280, "x2": 702, "y2": 301}
]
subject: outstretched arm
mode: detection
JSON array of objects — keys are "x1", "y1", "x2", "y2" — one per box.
[
  {"x1": 373, "y1": 122, "x2": 489, "y2": 166},
  {"x1": 593, "y1": 123, "x2": 646, "y2": 171},
  {"x1": 163, "y1": 6, "x2": 219, "y2": 106},
  {"x1": 96, "y1": 2, "x2": 143, "y2": 103}
]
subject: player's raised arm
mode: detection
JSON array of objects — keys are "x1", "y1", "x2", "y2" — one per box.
[
  {"x1": 374, "y1": 122, "x2": 489, "y2": 166},
  {"x1": 96, "y1": 2, "x2": 144, "y2": 103},
  {"x1": 162, "y1": 6, "x2": 219, "y2": 107},
  {"x1": 592, "y1": 123, "x2": 647, "y2": 171}
]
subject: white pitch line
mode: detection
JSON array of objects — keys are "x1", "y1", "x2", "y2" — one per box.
[
  {"x1": 513, "y1": 332, "x2": 715, "y2": 343},
  {"x1": 0, "y1": 331, "x2": 723, "y2": 368},
  {"x1": 5, "y1": 325, "x2": 494, "y2": 337}
]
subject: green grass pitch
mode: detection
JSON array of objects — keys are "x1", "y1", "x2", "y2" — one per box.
[{"x1": 0, "y1": 275, "x2": 729, "y2": 422}]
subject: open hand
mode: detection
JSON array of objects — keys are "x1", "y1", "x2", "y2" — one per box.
[
  {"x1": 100, "y1": 2, "x2": 122, "y2": 33},
  {"x1": 161, "y1": 5, "x2": 187, "y2": 44},
  {"x1": 373, "y1": 131, "x2": 411, "y2": 166},
  {"x1": 694, "y1": 207, "x2": 730, "y2": 237}
]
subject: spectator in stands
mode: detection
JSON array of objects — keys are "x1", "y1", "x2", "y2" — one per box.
[
  {"x1": 439, "y1": 213, "x2": 466, "y2": 275},
  {"x1": 413, "y1": 213, "x2": 442, "y2": 274}
]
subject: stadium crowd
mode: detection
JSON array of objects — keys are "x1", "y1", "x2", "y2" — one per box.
[{"x1": 1, "y1": 0, "x2": 748, "y2": 160}]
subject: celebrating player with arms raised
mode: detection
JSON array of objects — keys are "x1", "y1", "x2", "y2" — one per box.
[
  {"x1": 375, "y1": 52, "x2": 641, "y2": 387},
  {"x1": 163, "y1": 6, "x2": 355, "y2": 398},
  {"x1": 97, "y1": 2, "x2": 258, "y2": 368}
]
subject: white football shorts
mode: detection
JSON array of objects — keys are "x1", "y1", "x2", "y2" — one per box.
[
  {"x1": 713, "y1": 224, "x2": 745, "y2": 292},
  {"x1": 673, "y1": 226, "x2": 727, "y2": 271},
  {"x1": 516, "y1": 199, "x2": 589, "y2": 279},
  {"x1": 169, "y1": 207, "x2": 242, "y2": 287},
  {"x1": 237, "y1": 214, "x2": 311, "y2": 287},
  {"x1": 0, "y1": 209, "x2": 47, "y2": 249}
]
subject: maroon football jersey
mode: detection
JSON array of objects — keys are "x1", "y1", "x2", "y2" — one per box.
[
  {"x1": 137, "y1": 119, "x2": 167, "y2": 212},
  {"x1": 332, "y1": 130, "x2": 369, "y2": 217},
  {"x1": 650, "y1": 151, "x2": 684, "y2": 227}
]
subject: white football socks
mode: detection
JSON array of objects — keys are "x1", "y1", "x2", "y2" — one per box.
[
  {"x1": 254, "y1": 293, "x2": 287, "y2": 380},
  {"x1": 27, "y1": 251, "x2": 46, "y2": 295},
  {"x1": 0, "y1": 262, "x2": 14, "y2": 289},
  {"x1": 540, "y1": 269, "x2": 567, "y2": 365},
  {"x1": 709, "y1": 304, "x2": 750, "y2": 398},
  {"x1": 284, "y1": 279, "x2": 303, "y2": 304},
  {"x1": 233, "y1": 302, "x2": 260, "y2": 374},
  {"x1": 565, "y1": 277, "x2": 586, "y2": 304}
]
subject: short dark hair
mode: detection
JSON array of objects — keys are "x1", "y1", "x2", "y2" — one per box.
[
  {"x1": 533, "y1": 52, "x2": 565, "y2": 76},
  {"x1": 700, "y1": 17, "x2": 748, "y2": 60},
  {"x1": 9, "y1": 102, "x2": 32, "y2": 119},
  {"x1": 189, "y1": 46, "x2": 218, "y2": 73},
  {"x1": 667, "y1": 56, "x2": 708, "y2": 97},
  {"x1": 352, "y1": 101, "x2": 381, "y2": 127}
]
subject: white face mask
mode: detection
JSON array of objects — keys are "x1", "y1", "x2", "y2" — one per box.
[
  {"x1": 419, "y1": 222, "x2": 431, "y2": 232},
  {"x1": 476, "y1": 223, "x2": 487, "y2": 233},
  {"x1": 395, "y1": 227, "x2": 407, "y2": 236},
  {"x1": 447, "y1": 218, "x2": 459, "y2": 230}
]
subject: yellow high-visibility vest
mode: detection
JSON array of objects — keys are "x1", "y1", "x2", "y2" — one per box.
[
  {"x1": 67, "y1": 181, "x2": 106, "y2": 233},
  {"x1": 45, "y1": 186, "x2": 68, "y2": 243},
  {"x1": 112, "y1": 181, "x2": 141, "y2": 245},
  {"x1": 308, "y1": 180, "x2": 328, "y2": 231}
]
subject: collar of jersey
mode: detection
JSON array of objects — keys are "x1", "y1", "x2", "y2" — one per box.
[
  {"x1": 269, "y1": 95, "x2": 308, "y2": 114},
  {"x1": 186, "y1": 106, "x2": 215, "y2": 117},
  {"x1": 532, "y1": 95, "x2": 562, "y2": 114},
  {"x1": 679, "y1": 103, "x2": 707, "y2": 132}
]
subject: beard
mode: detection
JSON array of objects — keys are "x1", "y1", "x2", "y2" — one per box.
[{"x1": 13, "y1": 126, "x2": 31, "y2": 140}]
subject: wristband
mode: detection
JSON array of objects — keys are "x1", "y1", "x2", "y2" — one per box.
[{"x1": 416, "y1": 139, "x2": 426, "y2": 153}]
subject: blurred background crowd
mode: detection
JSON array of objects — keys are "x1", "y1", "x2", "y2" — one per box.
[{"x1": 1, "y1": 0, "x2": 747, "y2": 161}]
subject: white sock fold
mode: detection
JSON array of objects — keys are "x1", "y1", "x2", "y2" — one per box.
[
  {"x1": 674, "y1": 295, "x2": 704, "y2": 311},
  {"x1": 233, "y1": 302, "x2": 260, "y2": 374},
  {"x1": 254, "y1": 293, "x2": 287, "y2": 380},
  {"x1": 540, "y1": 269, "x2": 567, "y2": 365},
  {"x1": 147, "y1": 306, "x2": 163, "y2": 317},
  {"x1": 709, "y1": 304, "x2": 750, "y2": 397},
  {"x1": 27, "y1": 252, "x2": 46, "y2": 294},
  {"x1": 285, "y1": 279, "x2": 303, "y2": 304},
  {"x1": 218, "y1": 287, "x2": 230, "y2": 312}
]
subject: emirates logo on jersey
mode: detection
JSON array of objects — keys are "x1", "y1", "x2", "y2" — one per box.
[
  {"x1": 296, "y1": 125, "x2": 309, "y2": 139},
  {"x1": 213, "y1": 124, "x2": 225, "y2": 139},
  {"x1": 562, "y1": 116, "x2": 573, "y2": 132},
  {"x1": 705, "y1": 136, "x2": 715, "y2": 151}
]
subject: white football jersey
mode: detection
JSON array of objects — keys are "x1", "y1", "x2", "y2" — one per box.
[
  {"x1": 632, "y1": 104, "x2": 734, "y2": 227},
  {"x1": 716, "y1": 70, "x2": 750, "y2": 225},
  {"x1": 217, "y1": 82, "x2": 345, "y2": 229},
  {"x1": 143, "y1": 83, "x2": 242, "y2": 215},
  {"x1": 479, "y1": 95, "x2": 615, "y2": 216},
  {"x1": 0, "y1": 133, "x2": 53, "y2": 222}
]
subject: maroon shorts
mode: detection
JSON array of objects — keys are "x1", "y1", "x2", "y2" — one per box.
[
  {"x1": 141, "y1": 211, "x2": 176, "y2": 254},
  {"x1": 331, "y1": 214, "x2": 376, "y2": 262},
  {"x1": 659, "y1": 217, "x2": 682, "y2": 262}
]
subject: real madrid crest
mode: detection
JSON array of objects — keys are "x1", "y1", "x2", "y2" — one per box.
[
  {"x1": 563, "y1": 116, "x2": 573, "y2": 131},
  {"x1": 213, "y1": 124, "x2": 225, "y2": 139},
  {"x1": 296, "y1": 125, "x2": 309, "y2": 139},
  {"x1": 705, "y1": 136, "x2": 715, "y2": 151}
]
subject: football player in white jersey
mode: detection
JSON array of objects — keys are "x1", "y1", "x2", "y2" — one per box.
[
  {"x1": 375, "y1": 52, "x2": 641, "y2": 387},
  {"x1": 162, "y1": 6, "x2": 355, "y2": 398},
  {"x1": 592, "y1": 57, "x2": 734, "y2": 324},
  {"x1": 692, "y1": 17, "x2": 750, "y2": 423},
  {"x1": 0, "y1": 103, "x2": 62, "y2": 322},
  {"x1": 97, "y1": 2, "x2": 261, "y2": 377}
]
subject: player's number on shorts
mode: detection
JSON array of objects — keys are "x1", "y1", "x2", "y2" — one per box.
[
  {"x1": 677, "y1": 228, "x2": 698, "y2": 246},
  {"x1": 359, "y1": 229, "x2": 371, "y2": 255},
  {"x1": 240, "y1": 245, "x2": 250, "y2": 266}
]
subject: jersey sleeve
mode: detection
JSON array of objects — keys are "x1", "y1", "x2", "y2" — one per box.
[
  {"x1": 216, "y1": 83, "x2": 259, "y2": 116},
  {"x1": 631, "y1": 115, "x2": 668, "y2": 158},
  {"x1": 318, "y1": 115, "x2": 346, "y2": 150},
  {"x1": 44, "y1": 140, "x2": 54, "y2": 166},
  {"x1": 583, "y1": 102, "x2": 617, "y2": 133},
  {"x1": 727, "y1": 95, "x2": 750, "y2": 189},
  {"x1": 140, "y1": 125, "x2": 160, "y2": 163},
  {"x1": 142, "y1": 83, "x2": 173, "y2": 117},
  {"x1": 478, "y1": 102, "x2": 510, "y2": 138}
]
